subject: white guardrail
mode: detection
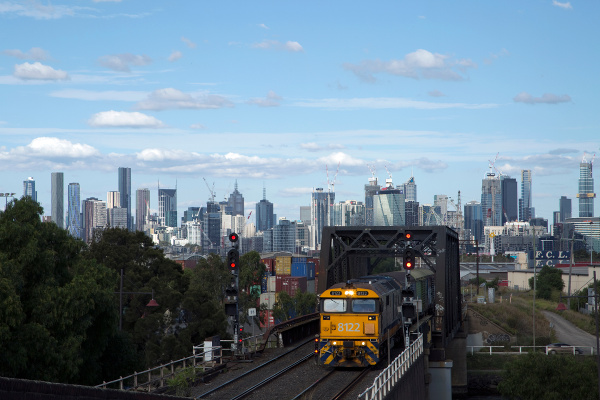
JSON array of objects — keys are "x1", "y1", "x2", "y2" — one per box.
[
  {"x1": 358, "y1": 333, "x2": 423, "y2": 400},
  {"x1": 467, "y1": 345, "x2": 595, "y2": 355}
]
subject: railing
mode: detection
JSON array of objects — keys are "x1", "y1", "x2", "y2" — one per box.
[
  {"x1": 96, "y1": 333, "x2": 266, "y2": 392},
  {"x1": 358, "y1": 333, "x2": 423, "y2": 400},
  {"x1": 96, "y1": 344, "x2": 224, "y2": 391},
  {"x1": 467, "y1": 345, "x2": 595, "y2": 355}
]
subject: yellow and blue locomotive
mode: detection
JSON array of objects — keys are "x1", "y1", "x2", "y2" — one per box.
[{"x1": 317, "y1": 270, "x2": 433, "y2": 367}]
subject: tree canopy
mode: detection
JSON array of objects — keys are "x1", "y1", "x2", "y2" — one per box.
[
  {"x1": 0, "y1": 198, "x2": 118, "y2": 384},
  {"x1": 529, "y1": 265, "x2": 564, "y2": 300}
]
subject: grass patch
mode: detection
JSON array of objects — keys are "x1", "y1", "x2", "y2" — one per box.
[{"x1": 467, "y1": 354, "x2": 519, "y2": 370}]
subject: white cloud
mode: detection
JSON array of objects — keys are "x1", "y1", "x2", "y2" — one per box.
[
  {"x1": 13, "y1": 62, "x2": 69, "y2": 80},
  {"x1": 483, "y1": 48, "x2": 510, "y2": 65},
  {"x1": 190, "y1": 123, "x2": 207, "y2": 130},
  {"x1": 181, "y1": 36, "x2": 197, "y2": 49},
  {"x1": 88, "y1": 111, "x2": 165, "y2": 128},
  {"x1": 343, "y1": 49, "x2": 476, "y2": 82},
  {"x1": 553, "y1": 1, "x2": 572, "y2": 9},
  {"x1": 135, "y1": 88, "x2": 234, "y2": 110},
  {"x1": 301, "y1": 142, "x2": 345, "y2": 152},
  {"x1": 11, "y1": 137, "x2": 99, "y2": 158},
  {"x1": 136, "y1": 148, "x2": 197, "y2": 162},
  {"x1": 50, "y1": 89, "x2": 146, "y2": 101},
  {"x1": 279, "y1": 187, "x2": 314, "y2": 197},
  {"x1": 428, "y1": 90, "x2": 445, "y2": 97},
  {"x1": 3, "y1": 47, "x2": 49, "y2": 60},
  {"x1": 258, "y1": 23, "x2": 269, "y2": 29},
  {"x1": 251, "y1": 40, "x2": 304, "y2": 52},
  {"x1": 0, "y1": 1, "x2": 76, "y2": 19},
  {"x1": 293, "y1": 97, "x2": 496, "y2": 110},
  {"x1": 168, "y1": 50, "x2": 182, "y2": 62},
  {"x1": 98, "y1": 53, "x2": 152, "y2": 72},
  {"x1": 513, "y1": 92, "x2": 571, "y2": 104},
  {"x1": 247, "y1": 90, "x2": 283, "y2": 107}
]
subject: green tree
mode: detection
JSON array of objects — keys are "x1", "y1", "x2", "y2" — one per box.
[
  {"x1": 84, "y1": 227, "x2": 189, "y2": 367},
  {"x1": 272, "y1": 291, "x2": 317, "y2": 322},
  {"x1": 237, "y1": 251, "x2": 266, "y2": 326},
  {"x1": 499, "y1": 353, "x2": 597, "y2": 399},
  {"x1": 0, "y1": 197, "x2": 119, "y2": 384},
  {"x1": 528, "y1": 265, "x2": 564, "y2": 300}
]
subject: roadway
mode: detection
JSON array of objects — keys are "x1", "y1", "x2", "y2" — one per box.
[{"x1": 542, "y1": 311, "x2": 599, "y2": 354}]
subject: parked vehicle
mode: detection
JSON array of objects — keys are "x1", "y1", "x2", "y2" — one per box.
[{"x1": 546, "y1": 343, "x2": 582, "y2": 355}]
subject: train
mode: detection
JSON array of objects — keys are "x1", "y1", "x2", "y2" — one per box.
[{"x1": 316, "y1": 269, "x2": 434, "y2": 367}]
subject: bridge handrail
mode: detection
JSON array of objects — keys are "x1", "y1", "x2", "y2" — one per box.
[
  {"x1": 95, "y1": 345, "x2": 225, "y2": 391},
  {"x1": 467, "y1": 345, "x2": 596, "y2": 355},
  {"x1": 358, "y1": 333, "x2": 423, "y2": 400}
]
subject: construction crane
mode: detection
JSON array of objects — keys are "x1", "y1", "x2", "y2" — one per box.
[
  {"x1": 449, "y1": 191, "x2": 464, "y2": 239},
  {"x1": 202, "y1": 177, "x2": 215, "y2": 203},
  {"x1": 487, "y1": 152, "x2": 499, "y2": 178}
]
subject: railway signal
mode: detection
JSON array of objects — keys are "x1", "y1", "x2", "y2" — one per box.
[
  {"x1": 227, "y1": 248, "x2": 240, "y2": 274},
  {"x1": 403, "y1": 248, "x2": 415, "y2": 270}
]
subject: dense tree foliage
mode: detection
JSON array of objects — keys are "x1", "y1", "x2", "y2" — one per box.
[
  {"x1": 498, "y1": 353, "x2": 598, "y2": 399},
  {"x1": 0, "y1": 198, "x2": 118, "y2": 384},
  {"x1": 272, "y1": 290, "x2": 317, "y2": 322},
  {"x1": 237, "y1": 251, "x2": 266, "y2": 326},
  {"x1": 528, "y1": 265, "x2": 564, "y2": 300}
]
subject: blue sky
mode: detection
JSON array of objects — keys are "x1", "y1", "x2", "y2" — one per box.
[{"x1": 0, "y1": 0, "x2": 598, "y2": 224}]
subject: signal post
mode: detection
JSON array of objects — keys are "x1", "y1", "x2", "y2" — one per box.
[{"x1": 225, "y1": 232, "x2": 242, "y2": 352}]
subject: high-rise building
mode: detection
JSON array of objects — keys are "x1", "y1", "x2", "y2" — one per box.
[
  {"x1": 482, "y1": 172, "x2": 502, "y2": 227},
  {"x1": 273, "y1": 218, "x2": 296, "y2": 253},
  {"x1": 107, "y1": 191, "x2": 121, "y2": 209},
  {"x1": 256, "y1": 187, "x2": 274, "y2": 232},
  {"x1": 118, "y1": 167, "x2": 132, "y2": 230},
  {"x1": 405, "y1": 201, "x2": 420, "y2": 227},
  {"x1": 578, "y1": 158, "x2": 595, "y2": 218},
  {"x1": 500, "y1": 176, "x2": 518, "y2": 224},
  {"x1": 330, "y1": 200, "x2": 365, "y2": 226},
  {"x1": 559, "y1": 196, "x2": 572, "y2": 223},
  {"x1": 51, "y1": 172, "x2": 64, "y2": 228},
  {"x1": 364, "y1": 177, "x2": 379, "y2": 225},
  {"x1": 373, "y1": 180, "x2": 405, "y2": 226},
  {"x1": 108, "y1": 207, "x2": 128, "y2": 228},
  {"x1": 158, "y1": 188, "x2": 177, "y2": 227},
  {"x1": 203, "y1": 201, "x2": 221, "y2": 250},
  {"x1": 311, "y1": 188, "x2": 334, "y2": 249},
  {"x1": 227, "y1": 180, "x2": 244, "y2": 216},
  {"x1": 136, "y1": 188, "x2": 150, "y2": 232},
  {"x1": 519, "y1": 170, "x2": 533, "y2": 221},
  {"x1": 299, "y1": 206, "x2": 311, "y2": 225},
  {"x1": 83, "y1": 198, "x2": 107, "y2": 243},
  {"x1": 67, "y1": 183, "x2": 81, "y2": 238},
  {"x1": 403, "y1": 175, "x2": 417, "y2": 202},
  {"x1": 23, "y1": 177, "x2": 37, "y2": 201},
  {"x1": 464, "y1": 201, "x2": 483, "y2": 243}
]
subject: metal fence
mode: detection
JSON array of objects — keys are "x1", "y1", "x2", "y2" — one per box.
[
  {"x1": 358, "y1": 334, "x2": 423, "y2": 400},
  {"x1": 467, "y1": 345, "x2": 594, "y2": 355}
]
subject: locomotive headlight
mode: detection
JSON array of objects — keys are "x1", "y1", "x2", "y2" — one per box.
[
  {"x1": 368, "y1": 316, "x2": 376, "y2": 320},
  {"x1": 361, "y1": 342, "x2": 366, "y2": 346},
  {"x1": 332, "y1": 341, "x2": 338, "y2": 346},
  {"x1": 345, "y1": 290, "x2": 355, "y2": 296}
]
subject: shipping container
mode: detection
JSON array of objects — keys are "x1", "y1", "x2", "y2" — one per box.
[
  {"x1": 291, "y1": 262, "x2": 307, "y2": 277},
  {"x1": 280, "y1": 276, "x2": 308, "y2": 296},
  {"x1": 292, "y1": 256, "x2": 308, "y2": 264},
  {"x1": 261, "y1": 258, "x2": 275, "y2": 275},
  {"x1": 261, "y1": 274, "x2": 269, "y2": 293},
  {"x1": 308, "y1": 258, "x2": 320, "y2": 276},
  {"x1": 259, "y1": 309, "x2": 275, "y2": 329},
  {"x1": 307, "y1": 262, "x2": 315, "y2": 279},
  {"x1": 275, "y1": 256, "x2": 292, "y2": 276},
  {"x1": 259, "y1": 292, "x2": 277, "y2": 309}
]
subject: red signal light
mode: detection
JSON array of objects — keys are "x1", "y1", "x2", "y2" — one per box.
[
  {"x1": 229, "y1": 232, "x2": 239, "y2": 242},
  {"x1": 405, "y1": 232, "x2": 412, "y2": 239}
]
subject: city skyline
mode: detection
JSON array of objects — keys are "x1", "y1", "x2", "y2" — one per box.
[{"x1": 1, "y1": 1, "x2": 598, "y2": 222}]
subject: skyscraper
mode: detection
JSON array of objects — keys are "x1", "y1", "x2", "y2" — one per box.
[
  {"x1": 481, "y1": 173, "x2": 502, "y2": 227},
  {"x1": 51, "y1": 172, "x2": 64, "y2": 228},
  {"x1": 106, "y1": 191, "x2": 121, "y2": 209},
  {"x1": 311, "y1": 188, "x2": 334, "y2": 249},
  {"x1": 364, "y1": 177, "x2": 379, "y2": 225},
  {"x1": 559, "y1": 196, "x2": 572, "y2": 223},
  {"x1": 500, "y1": 176, "x2": 518, "y2": 224},
  {"x1": 158, "y1": 188, "x2": 177, "y2": 227},
  {"x1": 464, "y1": 201, "x2": 483, "y2": 243},
  {"x1": 136, "y1": 188, "x2": 150, "y2": 232},
  {"x1": 373, "y1": 180, "x2": 405, "y2": 226},
  {"x1": 118, "y1": 167, "x2": 132, "y2": 230},
  {"x1": 227, "y1": 180, "x2": 244, "y2": 216},
  {"x1": 403, "y1": 175, "x2": 417, "y2": 202},
  {"x1": 67, "y1": 183, "x2": 81, "y2": 238},
  {"x1": 256, "y1": 187, "x2": 274, "y2": 232},
  {"x1": 23, "y1": 177, "x2": 37, "y2": 201},
  {"x1": 83, "y1": 197, "x2": 106, "y2": 243},
  {"x1": 519, "y1": 170, "x2": 533, "y2": 221},
  {"x1": 578, "y1": 158, "x2": 595, "y2": 217}
]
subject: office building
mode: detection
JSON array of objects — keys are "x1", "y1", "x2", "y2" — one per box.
[
  {"x1": 330, "y1": 200, "x2": 365, "y2": 227},
  {"x1": 107, "y1": 191, "x2": 121, "y2": 209},
  {"x1": 23, "y1": 177, "x2": 37, "y2": 201},
  {"x1": 578, "y1": 159, "x2": 595, "y2": 218},
  {"x1": 299, "y1": 206, "x2": 311, "y2": 225},
  {"x1": 501, "y1": 176, "x2": 518, "y2": 224},
  {"x1": 405, "y1": 201, "x2": 419, "y2": 227},
  {"x1": 464, "y1": 201, "x2": 483, "y2": 243},
  {"x1": 83, "y1": 198, "x2": 107, "y2": 243},
  {"x1": 51, "y1": 172, "x2": 64, "y2": 228},
  {"x1": 118, "y1": 167, "x2": 132, "y2": 230},
  {"x1": 482, "y1": 173, "x2": 502, "y2": 227},
  {"x1": 519, "y1": 170, "x2": 533, "y2": 221},
  {"x1": 108, "y1": 207, "x2": 128, "y2": 228},
  {"x1": 203, "y1": 201, "x2": 221, "y2": 250},
  {"x1": 67, "y1": 183, "x2": 81, "y2": 238},
  {"x1": 364, "y1": 176, "x2": 379, "y2": 225},
  {"x1": 558, "y1": 196, "x2": 572, "y2": 223},
  {"x1": 311, "y1": 188, "x2": 333, "y2": 249},
  {"x1": 273, "y1": 218, "x2": 296, "y2": 253},
  {"x1": 227, "y1": 181, "x2": 244, "y2": 216},
  {"x1": 373, "y1": 181, "x2": 405, "y2": 226},
  {"x1": 158, "y1": 188, "x2": 177, "y2": 227},
  {"x1": 403, "y1": 175, "x2": 417, "y2": 203},
  {"x1": 256, "y1": 187, "x2": 274, "y2": 232},
  {"x1": 136, "y1": 188, "x2": 150, "y2": 232}
]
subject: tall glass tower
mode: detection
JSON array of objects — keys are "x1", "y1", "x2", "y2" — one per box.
[
  {"x1": 23, "y1": 177, "x2": 37, "y2": 201},
  {"x1": 136, "y1": 188, "x2": 150, "y2": 232},
  {"x1": 158, "y1": 188, "x2": 177, "y2": 227},
  {"x1": 51, "y1": 172, "x2": 64, "y2": 228},
  {"x1": 67, "y1": 183, "x2": 81, "y2": 238},
  {"x1": 227, "y1": 180, "x2": 244, "y2": 216},
  {"x1": 519, "y1": 170, "x2": 533, "y2": 221},
  {"x1": 578, "y1": 160, "x2": 595, "y2": 217},
  {"x1": 256, "y1": 187, "x2": 274, "y2": 232},
  {"x1": 118, "y1": 167, "x2": 132, "y2": 230}
]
